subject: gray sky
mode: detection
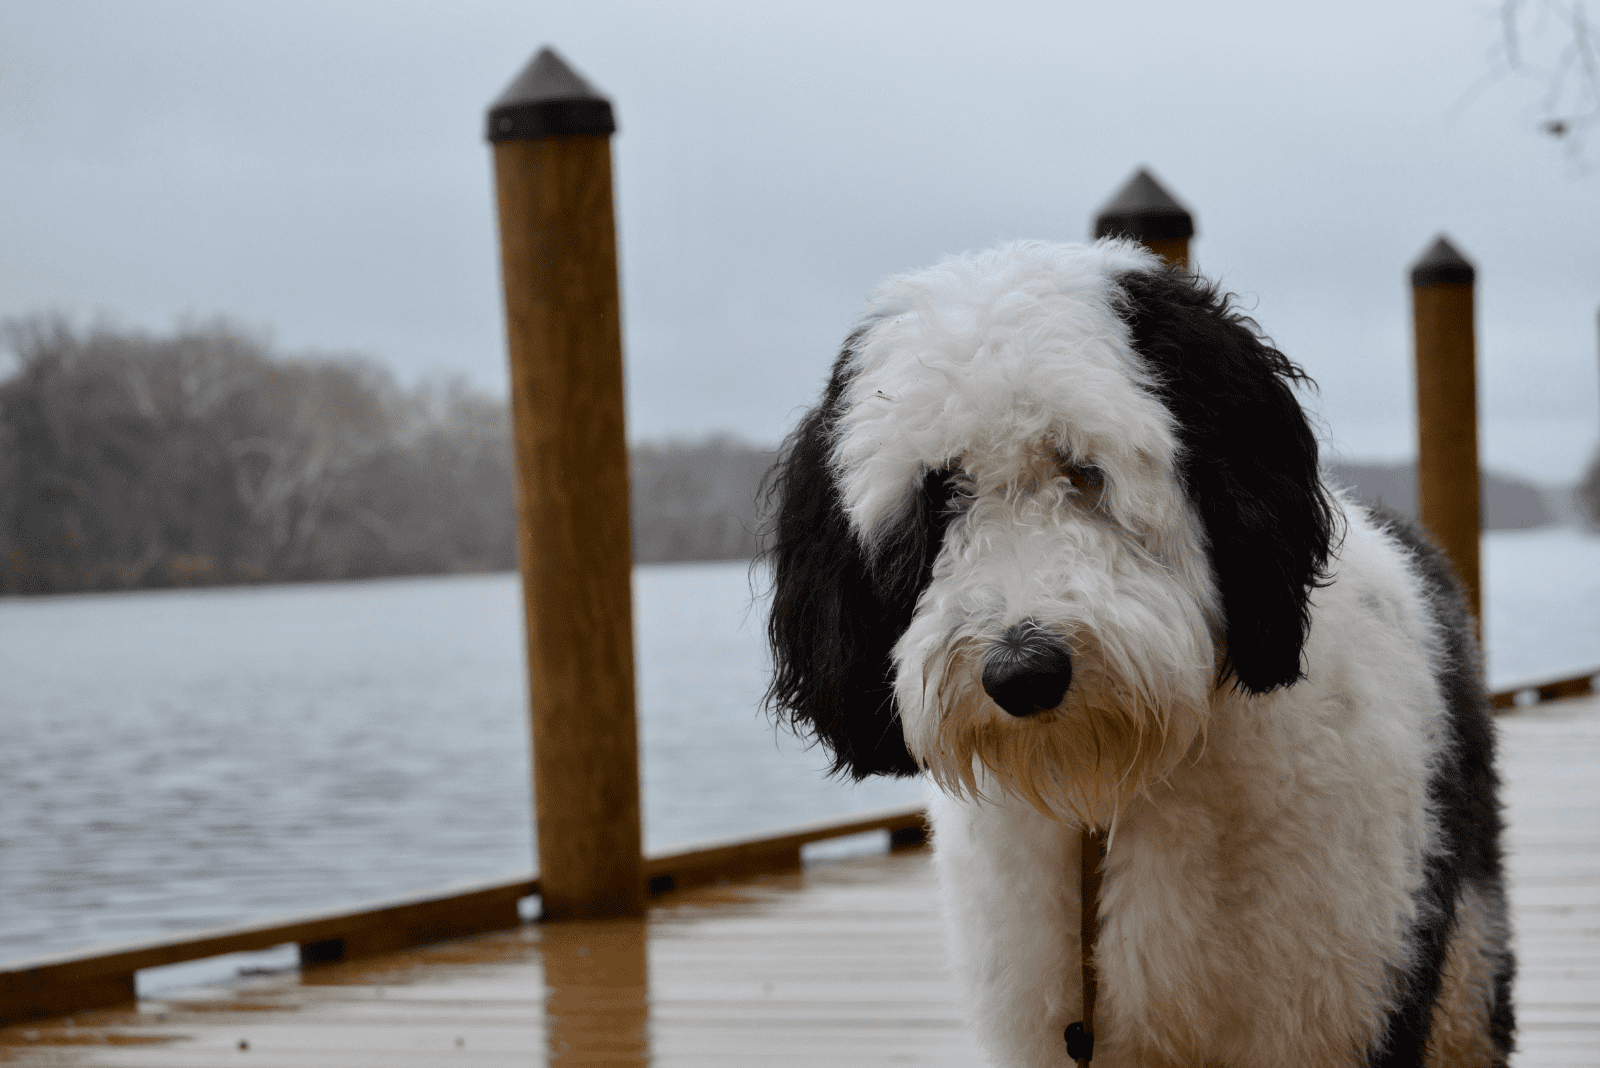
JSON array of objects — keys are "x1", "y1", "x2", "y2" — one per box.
[{"x1": 2, "y1": 0, "x2": 1596, "y2": 483}]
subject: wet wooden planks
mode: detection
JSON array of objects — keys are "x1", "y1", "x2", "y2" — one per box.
[
  {"x1": 0, "y1": 848, "x2": 981, "y2": 1066},
  {"x1": 2, "y1": 693, "x2": 1597, "y2": 1066},
  {"x1": 1499, "y1": 693, "x2": 1600, "y2": 1067}
]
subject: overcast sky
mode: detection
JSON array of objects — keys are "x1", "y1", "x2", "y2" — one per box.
[{"x1": 2, "y1": 0, "x2": 1596, "y2": 483}]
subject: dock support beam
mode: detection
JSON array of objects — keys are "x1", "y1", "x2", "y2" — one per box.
[
  {"x1": 487, "y1": 48, "x2": 645, "y2": 920},
  {"x1": 1410, "y1": 236, "x2": 1482, "y2": 622},
  {"x1": 1094, "y1": 168, "x2": 1195, "y2": 269}
]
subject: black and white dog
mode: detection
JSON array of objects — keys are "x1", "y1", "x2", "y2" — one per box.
[{"x1": 765, "y1": 240, "x2": 1513, "y2": 1067}]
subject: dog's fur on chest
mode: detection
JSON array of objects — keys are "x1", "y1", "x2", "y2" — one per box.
[{"x1": 763, "y1": 240, "x2": 1514, "y2": 1067}]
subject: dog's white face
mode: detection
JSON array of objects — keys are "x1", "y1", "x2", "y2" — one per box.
[
  {"x1": 766, "y1": 238, "x2": 1331, "y2": 813},
  {"x1": 830, "y1": 242, "x2": 1219, "y2": 821}
]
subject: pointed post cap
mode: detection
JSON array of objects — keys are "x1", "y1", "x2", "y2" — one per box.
[
  {"x1": 1093, "y1": 168, "x2": 1195, "y2": 242},
  {"x1": 1411, "y1": 235, "x2": 1475, "y2": 287},
  {"x1": 486, "y1": 47, "x2": 615, "y2": 142}
]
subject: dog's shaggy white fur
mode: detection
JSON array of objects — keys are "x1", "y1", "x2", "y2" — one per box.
[{"x1": 766, "y1": 241, "x2": 1513, "y2": 1067}]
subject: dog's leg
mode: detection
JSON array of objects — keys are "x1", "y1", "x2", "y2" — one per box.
[
  {"x1": 931, "y1": 787, "x2": 1080, "y2": 1067},
  {"x1": 1424, "y1": 878, "x2": 1514, "y2": 1068}
]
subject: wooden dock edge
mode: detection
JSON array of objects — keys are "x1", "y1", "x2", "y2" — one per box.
[
  {"x1": 0, "y1": 803, "x2": 930, "y2": 1027},
  {"x1": 1491, "y1": 667, "x2": 1598, "y2": 711}
]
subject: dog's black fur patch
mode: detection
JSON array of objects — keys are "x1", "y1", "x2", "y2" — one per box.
[
  {"x1": 1366, "y1": 506, "x2": 1514, "y2": 1067},
  {"x1": 1114, "y1": 267, "x2": 1336, "y2": 694},
  {"x1": 763, "y1": 334, "x2": 953, "y2": 778}
]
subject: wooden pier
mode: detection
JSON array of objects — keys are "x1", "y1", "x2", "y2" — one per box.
[{"x1": 2, "y1": 691, "x2": 1596, "y2": 1066}]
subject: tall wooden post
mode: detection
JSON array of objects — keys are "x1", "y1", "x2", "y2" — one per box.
[
  {"x1": 1410, "y1": 236, "x2": 1482, "y2": 621},
  {"x1": 1093, "y1": 168, "x2": 1195, "y2": 269},
  {"x1": 487, "y1": 47, "x2": 645, "y2": 920}
]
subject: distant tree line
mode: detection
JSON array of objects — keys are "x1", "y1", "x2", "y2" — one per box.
[
  {"x1": 0, "y1": 318, "x2": 521, "y2": 594},
  {"x1": 0, "y1": 319, "x2": 774, "y2": 595},
  {"x1": 1581, "y1": 452, "x2": 1600, "y2": 529},
  {"x1": 1323, "y1": 461, "x2": 1577, "y2": 530},
  {"x1": 1, "y1": 318, "x2": 1588, "y2": 597},
  {"x1": 630, "y1": 437, "x2": 772, "y2": 564}
]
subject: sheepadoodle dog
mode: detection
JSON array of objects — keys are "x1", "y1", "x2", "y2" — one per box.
[{"x1": 765, "y1": 240, "x2": 1514, "y2": 1067}]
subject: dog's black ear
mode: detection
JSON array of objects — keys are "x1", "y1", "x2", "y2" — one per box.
[
  {"x1": 762, "y1": 339, "x2": 954, "y2": 779},
  {"x1": 1116, "y1": 268, "x2": 1335, "y2": 695}
]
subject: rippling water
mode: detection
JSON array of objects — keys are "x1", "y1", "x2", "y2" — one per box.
[{"x1": 2, "y1": 528, "x2": 1597, "y2": 960}]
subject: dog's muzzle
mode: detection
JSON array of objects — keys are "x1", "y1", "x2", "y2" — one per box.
[{"x1": 981, "y1": 620, "x2": 1073, "y2": 717}]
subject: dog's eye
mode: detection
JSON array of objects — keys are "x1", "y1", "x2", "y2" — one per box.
[
  {"x1": 1065, "y1": 464, "x2": 1103, "y2": 491},
  {"x1": 1055, "y1": 455, "x2": 1105, "y2": 505}
]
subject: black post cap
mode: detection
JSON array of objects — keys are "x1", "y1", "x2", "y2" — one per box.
[
  {"x1": 487, "y1": 47, "x2": 615, "y2": 142},
  {"x1": 1093, "y1": 168, "x2": 1195, "y2": 242},
  {"x1": 1410, "y1": 236, "x2": 1475, "y2": 287}
]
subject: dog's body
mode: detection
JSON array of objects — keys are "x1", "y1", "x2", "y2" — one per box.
[{"x1": 765, "y1": 241, "x2": 1513, "y2": 1067}]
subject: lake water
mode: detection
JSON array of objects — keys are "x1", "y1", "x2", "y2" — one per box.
[{"x1": 3, "y1": 527, "x2": 1598, "y2": 963}]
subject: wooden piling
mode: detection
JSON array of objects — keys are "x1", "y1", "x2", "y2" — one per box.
[
  {"x1": 1410, "y1": 236, "x2": 1482, "y2": 621},
  {"x1": 1093, "y1": 168, "x2": 1195, "y2": 269},
  {"x1": 487, "y1": 47, "x2": 645, "y2": 920}
]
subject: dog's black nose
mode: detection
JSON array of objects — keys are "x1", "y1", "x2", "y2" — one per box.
[{"x1": 982, "y1": 621, "x2": 1072, "y2": 717}]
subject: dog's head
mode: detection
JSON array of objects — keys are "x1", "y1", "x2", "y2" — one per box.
[{"x1": 765, "y1": 241, "x2": 1332, "y2": 818}]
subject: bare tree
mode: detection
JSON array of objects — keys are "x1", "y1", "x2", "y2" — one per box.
[{"x1": 1490, "y1": 0, "x2": 1600, "y2": 160}]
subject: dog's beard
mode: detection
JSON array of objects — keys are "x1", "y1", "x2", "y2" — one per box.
[{"x1": 906, "y1": 636, "x2": 1209, "y2": 828}]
